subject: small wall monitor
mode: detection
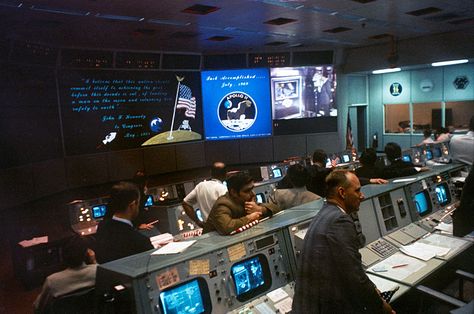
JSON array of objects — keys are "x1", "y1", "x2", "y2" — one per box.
[
  {"x1": 435, "y1": 183, "x2": 451, "y2": 207},
  {"x1": 413, "y1": 190, "x2": 432, "y2": 217},
  {"x1": 230, "y1": 254, "x2": 272, "y2": 302},
  {"x1": 159, "y1": 277, "x2": 212, "y2": 314},
  {"x1": 201, "y1": 68, "x2": 272, "y2": 140},
  {"x1": 272, "y1": 168, "x2": 282, "y2": 178},
  {"x1": 144, "y1": 195, "x2": 154, "y2": 207},
  {"x1": 402, "y1": 154, "x2": 412, "y2": 163},
  {"x1": 256, "y1": 193, "x2": 265, "y2": 204},
  {"x1": 92, "y1": 205, "x2": 107, "y2": 219}
]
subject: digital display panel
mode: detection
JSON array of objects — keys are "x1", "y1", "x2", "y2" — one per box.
[
  {"x1": 435, "y1": 183, "x2": 451, "y2": 206},
  {"x1": 272, "y1": 168, "x2": 282, "y2": 178},
  {"x1": 402, "y1": 155, "x2": 412, "y2": 162},
  {"x1": 159, "y1": 278, "x2": 211, "y2": 314},
  {"x1": 342, "y1": 154, "x2": 350, "y2": 163},
  {"x1": 414, "y1": 190, "x2": 432, "y2": 217},
  {"x1": 59, "y1": 70, "x2": 203, "y2": 155},
  {"x1": 256, "y1": 193, "x2": 265, "y2": 204},
  {"x1": 425, "y1": 150, "x2": 433, "y2": 161},
  {"x1": 92, "y1": 205, "x2": 107, "y2": 219},
  {"x1": 201, "y1": 68, "x2": 272, "y2": 140},
  {"x1": 144, "y1": 195, "x2": 154, "y2": 207},
  {"x1": 230, "y1": 254, "x2": 272, "y2": 302}
]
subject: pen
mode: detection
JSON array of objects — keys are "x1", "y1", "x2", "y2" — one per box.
[
  {"x1": 148, "y1": 219, "x2": 159, "y2": 225},
  {"x1": 392, "y1": 264, "x2": 408, "y2": 269}
]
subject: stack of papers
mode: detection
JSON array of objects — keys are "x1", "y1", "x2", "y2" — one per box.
[
  {"x1": 400, "y1": 242, "x2": 450, "y2": 261},
  {"x1": 152, "y1": 240, "x2": 196, "y2": 255},
  {"x1": 18, "y1": 236, "x2": 48, "y2": 247},
  {"x1": 150, "y1": 233, "x2": 174, "y2": 249}
]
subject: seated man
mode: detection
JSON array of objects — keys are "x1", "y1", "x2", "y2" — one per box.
[
  {"x1": 203, "y1": 172, "x2": 280, "y2": 235},
  {"x1": 95, "y1": 182, "x2": 154, "y2": 263},
  {"x1": 307, "y1": 149, "x2": 333, "y2": 197},
  {"x1": 34, "y1": 236, "x2": 97, "y2": 313},
  {"x1": 269, "y1": 164, "x2": 321, "y2": 210},
  {"x1": 381, "y1": 142, "x2": 426, "y2": 179}
]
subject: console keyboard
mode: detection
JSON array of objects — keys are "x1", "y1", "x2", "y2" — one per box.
[{"x1": 368, "y1": 239, "x2": 398, "y2": 258}]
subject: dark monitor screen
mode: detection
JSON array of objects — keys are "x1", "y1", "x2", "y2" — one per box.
[
  {"x1": 144, "y1": 195, "x2": 154, "y2": 207},
  {"x1": 92, "y1": 205, "x2": 107, "y2": 219},
  {"x1": 414, "y1": 190, "x2": 432, "y2": 217},
  {"x1": 433, "y1": 147, "x2": 442, "y2": 158},
  {"x1": 435, "y1": 183, "x2": 451, "y2": 207},
  {"x1": 425, "y1": 150, "x2": 433, "y2": 160},
  {"x1": 342, "y1": 154, "x2": 350, "y2": 163},
  {"x1": 159, "y1": 277, "x2": 211, "y2": 314},
  {"x1": 230, "y1": 254, "x2": 272, "y2": 302},
  {"x1": 272, "y1": 168, "x2": 282, "y2": 178},
  {"x1": 256, "y1": 193, "x2": 265, "y2": 203},
  {"x1": 402, "y1": 154, "x2": 412, "y2": 163}
]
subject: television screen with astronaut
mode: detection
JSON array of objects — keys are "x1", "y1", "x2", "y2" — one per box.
[
  {"x1": 201, "y1": 68, "x2": 272, "y2": 140},
  {"x1": 58, "y1": 70, "x2": 203, "y2": 155},
  {"x1": 270, "y1": 66, "x2": 337, "y2": 135}
]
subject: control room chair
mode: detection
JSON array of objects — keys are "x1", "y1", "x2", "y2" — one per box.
[
  {"x1": 416, "y1": 269, "x2": 474, "y2": 314},
  {"x1": 46, "y1": 287, "x2": 96, "y2": 314}
]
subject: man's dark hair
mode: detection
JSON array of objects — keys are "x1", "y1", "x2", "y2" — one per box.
[
  {"x1": 359, "y1": 148, "x2": 377, "y2": 166},
  {"x1": 63, "y1": 236, "x2": 88, "y2": 268},
  {"x1": 109, "y1": 181, "x2": 140, "y2": 213},
  {"x1": 384, "y1": 142, "x2": 402, "y2": 162},
  {"x1": 132, "y1": 170, "x2": 147, "y2": 191},
  {"x1": 470, "y1": 115, "x2": 474, "y2": 131},
  {"x1": 423, "y1": 129, "x2": 432, "y2": 138},
  {"x1": 227, "y1": 172, "x2": 253, "y2": 193},
  {"x1": 287, "y1": 164, "x2": 309, "y2": 188},
  {"x1": 211, "y1": 162, "x2": 227, "y2": 181},
  {"x1": 325, "y1": 170, "x2": 351, "y2": 198},
  {"x1": 312, "y1": 149, "x2": 328, "y2": 164}
]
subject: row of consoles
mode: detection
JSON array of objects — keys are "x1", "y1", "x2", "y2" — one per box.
[{"x1": 95, "y1": 163, "x2": 471, "y2": 314}]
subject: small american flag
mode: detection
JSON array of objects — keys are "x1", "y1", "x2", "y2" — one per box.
[
  {"x1": 346, "y1": 111, "x2": 353, "y2": 149},
  {"x1": 176, "y1": 84, "x2": 196, "y2": 119}
]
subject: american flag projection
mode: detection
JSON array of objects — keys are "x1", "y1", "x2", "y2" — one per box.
[{"x1": 177, "y1": 84, "x2": 196, "y2": 118}]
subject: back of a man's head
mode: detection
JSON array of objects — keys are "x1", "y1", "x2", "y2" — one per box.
[
  {"x1": 226, "y1": 172, "x2": 253, "y2": 193},
  {"x1": 312, "y1": 149, "x2": 328, "y2": 164},
  {"x1": 359, "y1": 148, "x2": 377, "y2": 166},
  {"x1": 384, "y1": 142, "x2": 402, "y2": 162},
  {"x1": 325, "y1": 170, "x2": 350, "y2": 199},
  {"x1": 132, "y1": 170, "x2": 147, "y2": 190},
  {"x1": 109, "y1": 182, "x2": 140, "y2": 214},
  {"x1": 287, "y1": 164, "x2": 309, "y2": 188},
  {"x1": 423, "y1": 129, "x2": 432, "y2": 138},
  {"x1": 211, "y1": 162, "x2": 227, "y2": 181},
  {"x1": 63, "y1": 236, "x2": 88, "y2": 268}
]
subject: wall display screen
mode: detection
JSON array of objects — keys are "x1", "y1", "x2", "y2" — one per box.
[
  {"x1": 201, "y1": 68, "x2": 272, "y2": 140},
  {"x1": 270, "y1": 66, "x2": 337, "y2": 135},
  {"x1": 59, "y1": 70, "x2": 203, "y2": 155}
]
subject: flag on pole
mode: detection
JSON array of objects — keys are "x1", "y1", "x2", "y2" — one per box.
[
  {"x1": 346, "y1": 111, "x2": 353, "y2": 149},
  {"x1": 176, "y1": 84, "x2": 196, "y2": 118}
]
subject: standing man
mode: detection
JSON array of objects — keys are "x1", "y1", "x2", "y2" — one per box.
[
  {"x1": 182, "y1": 162, "x2": 228, "y2": 227},
  {"x1": 292, "y1": 171, "x2": 394, "y2": 314},
  {"x1": 203, "y1": 172, "x2": 280, "y2": 235},
  {"x1": 95, "y1": 182, "x2": 153, "y2": 263},
  {"x1": 450, "y1": 115, "x2": 474, "y2": 166}
]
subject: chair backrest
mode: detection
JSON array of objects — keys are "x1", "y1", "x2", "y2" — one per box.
[{"x1": 48, "y1": 287, "x2": 96, "y2": 314}]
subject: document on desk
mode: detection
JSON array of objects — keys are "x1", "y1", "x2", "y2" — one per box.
[
  {"x1": 434, "y1": 222, "x2": 453, "y2": 234},
  {"x1": 274, "y1": 297, "x2": 293, "y2": 314},
  {"x1": 367, "y1": 274, "x2": 399, "y2": 293},
  {"x1": 370, "y1": 253, "x2": 426, "y2": 281},
  {"x1": 151, "y1": 240, "x2": 196, "y2": 255},
  {"x1": 392, "y1": 178, "x2": 417, "y2": 183},
  {"x1": 421, "y1": 234, "x2": 468, "y2": 252},
  {"x1": 399, "y1": 242, "x2": 450, "y2": 261}
]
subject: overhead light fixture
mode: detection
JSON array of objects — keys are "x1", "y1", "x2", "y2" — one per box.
[
  {"x1": 372, "y1": 67, "x2": 401, "y2": 74},
  {"x1": 431, "y1": 59, "x2": 468, "y2": 67}
]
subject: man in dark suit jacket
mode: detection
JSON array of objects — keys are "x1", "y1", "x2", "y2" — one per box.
[
  {"x1": 95, "y1": 182, "x2": 153, "y2": 264},
  {"x1": 292, "y1": 170, "x2": 394, "y2": 314}
]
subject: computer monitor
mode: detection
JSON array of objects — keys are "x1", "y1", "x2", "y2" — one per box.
[
  {"x1": 325, "y1": 158, "x2": 332, "y2": 168},
  {"x1": 342, "y1": 154, "x2": 350, "y2": 163},
  {"x1": 92, "y1": 205, "x2": 107, "y2": 219},
  {"x1": 272, "y1": 168, "x2": 282, "y2": 178},
  {"x1": 413, "y1": 190, "x2": 432, "y2": 217},
  {"x1": 256, "y1": 193, "x2": 265, "y2": 203},
  {"x1": 433, "y1": 147, "x2": 442, "y2": 158},
  {"x1": 435, "y1": 183, "x2": 451, "y2": 207},
  {"x1": 144, "y1": 195, "x2": 154, "y2": 207},
  {"x1": 230, "y1": 254, "x2": 272, "y2": 302},
  {"x1": 159, "y1": 277, "x2": 212, "y2": 314},
  {"x1": 402, "y1": 154, "x2": 412, "y2": 163},
  {"x1": 425, "y1": 150, "x2": 433, "y2": 161}
]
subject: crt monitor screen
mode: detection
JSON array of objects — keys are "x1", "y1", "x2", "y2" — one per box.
[
  {"x1": 92, "y1": 205, "x2": 107, "y2": 219},
  {"x1": 159, "y1": 277, "x2": 212, "y2": 314},
  {"x1": 402, "y1": 154, "x2": 412, "y2": 163},
  {"x1": 256, "y1": 193, "x2": 265, "y2": 203},
  {"x1": 413, "y1": 190, "x2": 432, "y2": 217},
  {"x1": 342, "y1": 154, "x2": 350, "y2": 163},
  {"x1": 230, "y1": 254, "x2": 272, "y2": 302},
  {"x1": 144, "y1": 195, "x2": 154, "y2": 207},
  {"x1": 435, "y1": 183, "x2": 451, "y2": 207},
  {"x1": 272, "y1": 168, "x2": 282, "y2": 178},
  {"x1": 425, "y1": 150, "x2": 433, "y2": 160}
]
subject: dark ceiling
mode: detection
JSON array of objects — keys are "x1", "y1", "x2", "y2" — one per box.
[{"x1": 1, "y1": 0, "x2": 474, "y2": 53}]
